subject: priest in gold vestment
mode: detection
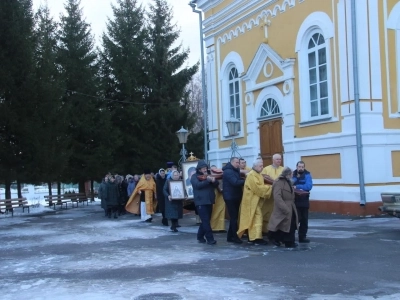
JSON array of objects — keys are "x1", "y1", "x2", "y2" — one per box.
[
  {"x1": 261, "y1": 154, "x2": 283, "y2": 233},
  {"x1": 125, "y1": 170, "x2": 157, "y2": 222},
  {"x1": 210, "y1": 183, "x2": 226, "y2": 231},
  {"x1": 237, "y1": 159, "x2": 271, "y2": 245}
]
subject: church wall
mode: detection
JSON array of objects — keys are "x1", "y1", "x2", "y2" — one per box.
[{"x1": 198, "y1": 0, "x2": 400, "y2": 215}]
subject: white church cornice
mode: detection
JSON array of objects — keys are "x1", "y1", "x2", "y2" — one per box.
[
  {"x1": 195, "y1": 0, "x2": 224, "y2": 12},
  {"x1": 207, "y1": 0, "x2": 304, "y2": 44},
  {"x1": 204, "y1": 0, "x2": 280, "y2": 30},
  {"x1": 242, "y1": 43, "x2": 295, "y2": 92}
]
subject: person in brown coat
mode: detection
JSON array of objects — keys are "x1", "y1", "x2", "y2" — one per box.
[{"x1": 267, "y1": 167, "x2": 299, "y2": 248}]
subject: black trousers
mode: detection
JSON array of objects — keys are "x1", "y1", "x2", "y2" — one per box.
[
  {"x1": 158, "y1": 197, "x2": 167, "y2": 223},
  {"x1": 224, "y1": 198, "x2": 241, "y2": 240},
  {"x1": 297, "y1": 207, "x2": 309, "y2": 239},
  {"x1": 196, "y1": 204, "x2": 214, "y2": 242},
  {"x1": 170, "y1": 218, "x2": 178, "y2": 228},
  {"x1": 106, "y1": 206, "x2": 118, "y2": 216}
]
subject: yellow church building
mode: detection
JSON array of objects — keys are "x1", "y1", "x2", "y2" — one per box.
[{"x1": 191, "y1": 0, "x2": 400, "y2": 215}]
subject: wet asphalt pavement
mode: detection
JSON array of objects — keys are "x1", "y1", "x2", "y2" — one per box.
[{"x1": 1, "y1": 202, "x2": 400, "y2": 300}]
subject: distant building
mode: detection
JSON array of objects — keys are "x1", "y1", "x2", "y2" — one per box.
[{"x1": 193, "y1": 0, "x2": 400, "y2": 215}]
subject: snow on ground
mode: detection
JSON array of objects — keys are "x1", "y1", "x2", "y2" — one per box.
[
  {"x1": 0, "y1": 203, "x2": 290, "y2": 299},
  {"x1": 1, "y1": 202, "x2": 400, "y2": 299},
  {"x1": 309, "y1": 217, "x2": 400, "y2": 229},
  {"x1": 306, "y1": 228, "x2": 369, "y2": 239},
  {"x1": 1, "y1": 274, "x2": 297, "y2": 300}
]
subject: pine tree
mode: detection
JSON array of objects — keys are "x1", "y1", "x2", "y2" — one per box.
[
  {"x1": 100, "y1": 0, "x2": 199, "y2": 173},
  {"x1": 144, "y1": 0, "x2": 199, "y2": 169},
  {"x1": 58, "y1": 0, "x2": 118, "y2": 190},
  {"x1": 0, "y1": 0, "x2": 35, "y2": 198},
  {"x1": 26, "y1": 3, "x2": 70, "y2": 187},
  {"x1": 100, "y1": 0, "x2": 148, "y2": 173}
]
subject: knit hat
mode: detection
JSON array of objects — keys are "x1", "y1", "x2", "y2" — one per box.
[
  {"x1": 196, "y1": 160, "x2": 208, "y2": 170},
  {"x1": 143, "y1": 169, "x2": 151, "y2": 175}
]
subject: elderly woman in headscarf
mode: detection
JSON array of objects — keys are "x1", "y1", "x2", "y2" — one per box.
[
  {"x1": 267, "y1": 167, "x2": 299, "y2": 248},
  {"x1": 163, "y1": 170, "x2": 184, "y2": 232}
]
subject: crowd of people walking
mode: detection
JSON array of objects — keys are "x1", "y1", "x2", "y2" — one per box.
[{"x1": 97, "y1": 154, "x2": 313, "y2": 249}]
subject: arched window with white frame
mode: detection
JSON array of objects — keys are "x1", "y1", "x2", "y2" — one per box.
[
  {"x1": 219, "y1": 51, "x2": 244, "y2": 138},
  {"x1": 260, "y1": 98, "x2": 281, "y2": 119},
  {"x1": 295, "y1": 12, "x2": 334, "y2": 125},
  {"x1": 308, "y1": 32, "x2": 329, "y2": 117},
  {"x1": 228, "y1": 67, "x2": 241, "y2": 130}
]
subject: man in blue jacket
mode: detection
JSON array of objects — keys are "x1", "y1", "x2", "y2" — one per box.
[
  {"x1": 292, "y1": 161, "x2": 313, "y2": 243},
  {"x1": 191, "y1": 160, "x2": 220, "y2": 245},
  {"x1": 222, "y1": 157, "x2": 245, "y2": 244}
]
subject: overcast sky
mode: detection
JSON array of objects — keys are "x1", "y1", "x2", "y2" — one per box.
[{"x1": 31, "y1": 0, "x2": 201, "y2": 67}]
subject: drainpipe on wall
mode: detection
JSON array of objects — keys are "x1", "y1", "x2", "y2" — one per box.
[
  {"x1": 350, "y1": 0, "x2": 366, "y2": 206},
  {"x1": 189, "y1": 1, "x2": 208, "y2": 163}
]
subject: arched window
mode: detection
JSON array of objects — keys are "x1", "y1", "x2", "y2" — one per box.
[
  {"x1": 228, "y1": 67, "x2": 241, "y2": 130},
  {"x1": 220, "y1": 51, "x2": 244, "y2": 138},
  {"x1": 388, "y1": 2, "x2": 400, "y2": 112},
  {"x1": 260, "y1": 98, "x2": 280, "y2": 118},
  {"x1": 308, "y1": 33, "x2": 329, "y2": 117},
  {"x1": 296, "y1": 12, "x2": 334, "y2": 125}
]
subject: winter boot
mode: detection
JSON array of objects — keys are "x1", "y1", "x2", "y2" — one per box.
[
  {"x1": 170, "y1": 220, "x2": 178, "y2": 232},
  {"x1": 162, "y1": 218, "x2": 169, "y2": 226}
]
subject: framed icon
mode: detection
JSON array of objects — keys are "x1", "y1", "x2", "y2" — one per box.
[
  {"x1": 169, "y1": 180, "x2": 185, "y2": 200},
  {"x1": 182, "y1": 161, "x2": 198, "y2": 199}
]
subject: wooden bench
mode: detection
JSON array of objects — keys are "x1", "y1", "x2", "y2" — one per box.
[
  {"x1": 69, "y1": 193, "x2": 89, "y2": 208},
  {"x1": 44, "y1": 194, "x2": 72, "y2": 210},
  {"x1": 0, "y1": 197, "x2": 31, "y2": 217},
  {"x1": 44, "y1": 193, "x2": 90, "y2": 209}
]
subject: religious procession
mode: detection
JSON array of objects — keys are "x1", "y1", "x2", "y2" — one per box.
[{"x1": 98, "y1": 153, "x2": 313, "y2": 249}]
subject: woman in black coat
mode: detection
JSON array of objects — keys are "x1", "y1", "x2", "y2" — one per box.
[
  {"x1": 190, "y1": 160, "x2": 219, "y2": 245},
  {"x1": 105, "y1": 175, "x2": 120, "y2": 219},
  {"x1": 163, "y1": 170, "x2": 184, "y2": 232},
  {"x1": 156, "y1": 169, "x2": 168, "y2": 226}
]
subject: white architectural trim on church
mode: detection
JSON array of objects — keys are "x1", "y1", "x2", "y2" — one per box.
[{"x1": 197, "y1": 0, "x2": 400, "y2": 207}]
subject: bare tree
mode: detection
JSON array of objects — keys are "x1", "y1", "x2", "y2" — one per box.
[{"x1": 186, "y1": 72, "x2": 205, "y2": 133}]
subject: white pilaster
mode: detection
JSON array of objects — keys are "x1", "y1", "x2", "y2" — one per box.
[
  {"x1": 345, "y1": 0, "x2": 355, "y2": 101},
  {"x1": 355, "y1": 0, "x2": 371, "y2": 99},
  {"x1": 338, "y1": 0, "x2": 349, "y2": 103},
  {"x1": 368, "y1": 0, "x2": 382, "y2": 100},
  {"x1": 206, "y1": 45, "x2": 219, "y2": 163}
]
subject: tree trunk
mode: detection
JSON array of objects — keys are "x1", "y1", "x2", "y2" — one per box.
[
  {"x1": 5, "y1": 178, "x2": 11, "y2": 199},
  {"x1": 78, "y1": 180, "x2": 85, "y2": 193},
  {"x1": 90, "y1": 180, "x2": 94, "y2": 202},
  {"x1": 57, "y1": 182, "x2": 61, "y2": 195},
  {"x1": 48, "y1": 182, "x2": 52, "y2": 196},
  {"x1": 17, "y1": 180, "x2": 22, "y2": 198}
]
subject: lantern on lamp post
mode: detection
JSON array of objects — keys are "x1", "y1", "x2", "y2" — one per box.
[
  {"x1": 226, "y1": 117, "x2": 241, "y2": 158},
  {"x1": 176, "y1": 126, "x2": 189, "y2": 166}
]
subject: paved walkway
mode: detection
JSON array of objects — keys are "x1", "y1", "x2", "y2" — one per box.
[{"x1": 1, "y1": 202, "x2": 400, "y2": 299}]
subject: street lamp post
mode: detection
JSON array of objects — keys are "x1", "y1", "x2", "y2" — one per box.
[
  {"x1": 226, "y1": 117, "x2": 241, "y2": 158},
  {"x1": 176, "y1": 126, "x2": 189, "y2": 166},
  {"x1": 189, "y1": 0, "x2": 208, "y2": 163}
]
